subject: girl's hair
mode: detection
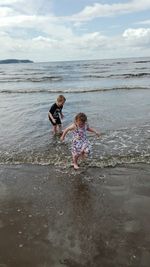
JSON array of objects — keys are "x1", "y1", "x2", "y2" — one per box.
[
  {"x1": 75, "y1": 113, "x2": 87, "y2": 123},
  {"x1": 57, "y1": 95, "x2": 66, "y2": 103}
]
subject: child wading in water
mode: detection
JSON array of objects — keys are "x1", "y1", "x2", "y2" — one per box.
[
  {"x1": 61, "y1": 112, "x2": 100, "y2": 169},
  {"x1": 48, "y1": 95, "x2": 66, "y2": 135}
]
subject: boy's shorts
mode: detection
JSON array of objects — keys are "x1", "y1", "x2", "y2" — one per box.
[{"x1": 49, "y1": 116, "x2": 61, "y2": 126}]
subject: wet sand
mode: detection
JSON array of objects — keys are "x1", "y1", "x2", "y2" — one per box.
[{"x1": 0, "y1": 163, "x2": 150, "y2": 267}]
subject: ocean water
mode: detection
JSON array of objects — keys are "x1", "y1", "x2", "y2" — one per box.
[{"x1": 0, "y1": 57, "x2": 150, "y2": 167}]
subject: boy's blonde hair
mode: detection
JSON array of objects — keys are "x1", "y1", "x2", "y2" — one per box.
[
  {"x1": 57, "y1": 95, "x2": 66, "y2": 103},
  {"x1": 75, "y1": 113, "x2": 87, "y2": 123}
]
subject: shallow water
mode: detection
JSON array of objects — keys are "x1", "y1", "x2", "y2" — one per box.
[{"x1": 0, "y1": 57, "x2": 150, "y2": 167}]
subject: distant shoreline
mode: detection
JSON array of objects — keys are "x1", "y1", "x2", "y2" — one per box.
[{"x1": 0, "y1": 59, "x2": 34, "y2": 64}]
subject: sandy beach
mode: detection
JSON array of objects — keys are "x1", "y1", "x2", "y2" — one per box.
[{"x1": 0, "y1": 163, "x2": 150, "y2": 267}]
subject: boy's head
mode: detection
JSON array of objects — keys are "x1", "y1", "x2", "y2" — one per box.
[{"x1": 56, "y1": 95, "x2": 66, "y2": 106}]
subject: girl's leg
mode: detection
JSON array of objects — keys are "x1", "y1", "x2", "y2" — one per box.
[
  {"x1": 72, "y1": 154, "x2": 79, "y2": 169},
  {"x1": 81, "y1": 145, "x2": 90, "y2": 159},
  {"x1": 81, "y1": 151, "x2": 88, "y2": 159}
]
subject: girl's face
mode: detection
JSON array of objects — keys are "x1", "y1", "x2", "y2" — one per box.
[{"x1": 76, "y1": 119, "x2": 86, "y2": 128}]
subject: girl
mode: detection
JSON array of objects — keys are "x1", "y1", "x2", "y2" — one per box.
[{"x1": 61, "y1": 113, "x2": 100, "y2": 169}]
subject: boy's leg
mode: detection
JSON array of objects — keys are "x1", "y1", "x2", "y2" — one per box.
[
  {"x1": 49, "y1": 117, "x2": 57, "y2": 134},
  {"x1": 58, "y1": 124, "x2": 63, "y2": 134},
  {"x1": 55, "y1": 117, "x2": 62, "y2": 134},
  {"x1": 53, "y1": 125, "x2": 57, "y2": 134}
]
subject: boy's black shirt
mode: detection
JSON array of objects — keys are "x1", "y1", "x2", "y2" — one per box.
[{"x1": 49, "y1": 103, "x2": 63, "y2": 119}]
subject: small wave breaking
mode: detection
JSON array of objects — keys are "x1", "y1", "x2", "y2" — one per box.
[
  {"x1": 0, "y1": 151, "x2": 150, "y2": 169},
  {"x1": 0, "y1": 76, "x2": 63, "y2": 83},
  {"x1": 0, "y1": 86, "x2": 149, "y2": 94}
]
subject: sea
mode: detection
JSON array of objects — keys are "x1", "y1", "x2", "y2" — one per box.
[{"x1": 0, "y1": 57, "x2": 150, "y2": 168}]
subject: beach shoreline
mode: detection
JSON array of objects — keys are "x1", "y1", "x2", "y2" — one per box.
[{"x1": 0, "y1": 163, "x2": 150, "y2": 267}]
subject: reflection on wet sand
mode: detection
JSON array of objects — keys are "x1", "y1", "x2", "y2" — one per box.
[{"x1": 0, "y1": 164, "x2": 150, "y2": 267}]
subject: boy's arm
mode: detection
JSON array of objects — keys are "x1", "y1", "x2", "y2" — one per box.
[
  {"x1": 60, "y1": 110, "x2": 64, "y2": 119},
  {"x1": 48, "y1": 111, "x2": 56, "y2": 123}
]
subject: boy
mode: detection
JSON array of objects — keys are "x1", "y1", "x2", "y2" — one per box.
[{"x1": 48, "y1": 95, "x2": 66, "y2": 134}]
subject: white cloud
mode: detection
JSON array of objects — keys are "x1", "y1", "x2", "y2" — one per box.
[
  {"x1": 0, "y1": 0, "x2": 53, "y2": 17},
  {"x1": 31, "y1": 31, "x2": 107, "y2": 52},
  {"x1": 63, "y1": 32, "x2": 108, "y2": 51},
  {"x1": 136, "y1": 20, "x2": 150, "y2": 25},
  {"x1": 0, "y1": 14, "x2": 56, "y2": 29},
  {"x1": 0, "y1": 27, "x2": 149, "y2": 61},
  {"x1": 0, "y1": 0, "x2": 22, "y2": 3},
  {"x1": 123, "y1": 28, "x2": 150, "y2": 46},
  {"x1": 0, "y1": 28, "x2": 110, "y2": 61},
  {"x1": 0, "y1": 0, "x2": 150, "y2": 61},
  {"x1": 71, "y1": 0, "x2": 150, "y2": 22},
  {"x1": 13, "y1": 0, "x2": 53, "y2": 15},
  {"x1": 0, "y1": 7, "x2": 16, "y2": 17}
]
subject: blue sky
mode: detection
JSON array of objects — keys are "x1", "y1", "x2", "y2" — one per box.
[{"x1": 0, "y1": 0, "x2": 150, "y2": 61}]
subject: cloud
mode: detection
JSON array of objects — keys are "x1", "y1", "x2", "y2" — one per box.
[
  {"x1": 0, "y1": 0, "x2": 60, "y2": 35},
  {"x1": 13, "y1": 0, "x2": 53, "y2": 15},
  {"x1": 0, "y1": 0, "x2": 150, "y2": 61},
  {"x1": 123, "y1": 28, "x2": 150, "y2": 46},
  {"x1": 0, "y1": 6, "x2": 16, "y2": 17},
  {"x1": 0, "y1": 14, "x2": 57, "y2": 29},
  {"x1": 0, "y1": 0, "x2": 22, "y2": 3},
  {"x1": 32, "y1": 31, "x2": 107, "y2": 51},
  {"x1": 136, "y1": 19, "x2": 150, "y2": 25},
  {"x1": 63, "y1": 32, "x2": 108, "y2": 51},
  {"x1": 0, "y1": 27, "x2": 149, "y2": 61},
  {"x1": 0, "y1": 0, "x2": 53, "y2": 16},
  {"x1": 71, "y1": 0, "x2": 150, "y2": 22},
  {"x1": 0, "y1": 28, "x2": 110, "y2": 61}
]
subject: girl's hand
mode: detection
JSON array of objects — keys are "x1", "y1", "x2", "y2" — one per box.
[
  {"x1": 96, "y1": 132, "x2": 100, "y2": 137},
  {"x1": 60, "y1": 135, "x2": 64, "y2": 141}
]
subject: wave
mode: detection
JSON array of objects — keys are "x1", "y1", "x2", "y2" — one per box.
[
  {"x1": 0, "y1": 76, "x2": 63, "y2": 83},
  {"x1": 0, "y1": 151, "x2": 150, "y2": 168},
  {"x1": 90, "y1": 153, "x2": 150, "y2": 168},
  {"x1": 1, "y1": 71, "x2": 150, "y2": 83},
  {"x1": 0, "y1": 86, "x2": 149, "y2": 94},
  {"x1": 83, "y1": 75, "x2": 107, "y2": 79},
  {"x1": 27, "y1": 76, "x2": 63, "y2": 82},
  {"x1": 124, "y1": 73, "x2": 150, "y2": 78},
  {"x1": 109, "y1": 73, "x2": 150, "y2": 78},
  {"x1": 134, "y1": 60, "x2": 150, "y2": 64},
  {"x1": 83, "y1": 72, "x2": 150, "y2": 79}
]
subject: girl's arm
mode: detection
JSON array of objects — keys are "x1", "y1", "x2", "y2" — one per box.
[
  {"x1": 60, "y1": 123, "x2": 75, "y2": 141},
  {"x1": 87, "y1": 126, "x2": 100, "y2": 137}
]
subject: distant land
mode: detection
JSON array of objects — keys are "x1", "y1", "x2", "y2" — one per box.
[{"x1": 0, "y1": 59, "x2": 34, "y2": 64}]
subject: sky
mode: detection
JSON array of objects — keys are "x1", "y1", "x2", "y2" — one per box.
[{"x1": 0, "y1": 0, "x2": 150, "y2": 62}]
